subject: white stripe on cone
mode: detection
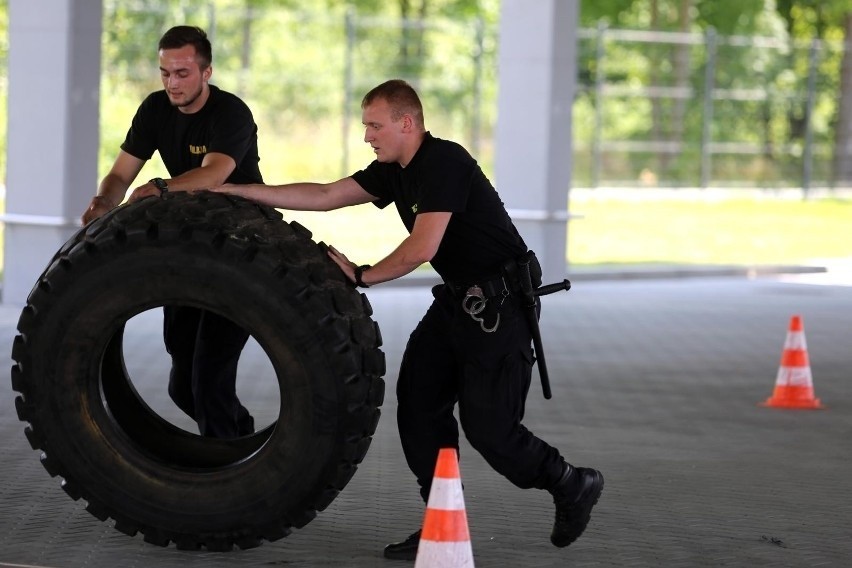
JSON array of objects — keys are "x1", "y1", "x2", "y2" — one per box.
[
  {"x1": 415, "y1": 540, "x2": 475, "y2": 567},
  {"x1": 426, "y1": 477, "x2": 466, "y2": 511},
  {"x1": 776, "y1": 365, "x2": 813, "y2": 387},
  {"x1": 774, "y1": 329, "x2": 811, "y2": 387},
  {"x1": 783, "y1": 329, "x2": 806, "y2": 351}
]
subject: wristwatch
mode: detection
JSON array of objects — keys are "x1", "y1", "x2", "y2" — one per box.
[
  {"x1": 150, "y1": 177, "x2": 169, "y2": 194},
  {"x1": 354, "y1": 264, "x2": 371, "y2": 288}
]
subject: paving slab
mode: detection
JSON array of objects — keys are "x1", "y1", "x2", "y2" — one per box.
[{"x1": 1, "y1": 271, "x2": 851, "y2": 567}]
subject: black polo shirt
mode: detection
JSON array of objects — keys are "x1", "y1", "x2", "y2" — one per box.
[
  {"x1": 352, "y1": 132, "x2": 526, "y2": 282},
  {"x1": 121, "y1": 84, "x2": 263, "y2": 184}
]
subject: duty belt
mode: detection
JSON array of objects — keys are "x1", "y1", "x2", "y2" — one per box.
[
  {"x1": 448, "y1": 252, "x2": 572, "y2": 400},
  {"x1": 447, "y1": 274, "x2": 518, "y2": 299}
]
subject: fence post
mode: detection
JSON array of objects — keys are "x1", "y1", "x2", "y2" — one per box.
[
  {"x1": 802, "y1": 38, "x2": 820, "y2": 199},
  {"x1": 592, "y1": 21, "x2": 606, "y2": 189},
  {"x1": 206, "y1": 3, "x2": 216, "y2": 38},
  {"x1": 700, "y1": 27, "x2": 716, "y2": 189},
  {"x1": 341, "y1": 8, "x2": 355, "y2": 177},
  {"x1": 471, "y1": 16, "x2": 484, "y2": 157}
]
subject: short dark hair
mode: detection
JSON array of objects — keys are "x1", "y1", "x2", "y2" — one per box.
[
  {"x1": 158, "y1": 26, "x2": 212, "y2": 69},
  {"x1": 362, "y1": 79, "x2": 424, "y2": 128}
]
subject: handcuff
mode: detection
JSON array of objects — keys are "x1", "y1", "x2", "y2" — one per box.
[{"x1": 462, "y1": 285, "x2": 506, "y2": 333}]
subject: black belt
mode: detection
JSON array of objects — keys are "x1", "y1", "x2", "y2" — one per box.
[{"x1": 446, "y1": 273, "x2": 520, "y2": 299}]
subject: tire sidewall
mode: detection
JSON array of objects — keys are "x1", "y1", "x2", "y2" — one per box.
[{"x1": 20, "y1": 195, "x2": 370, "y2": 535}]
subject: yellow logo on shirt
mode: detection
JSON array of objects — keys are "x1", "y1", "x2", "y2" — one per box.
[
  {"x1": 189, "y1": 144, "x2": 207, "y2": 155},
  {"x1": 411, "y1": 203, "x2": 418, "y2": 214}
]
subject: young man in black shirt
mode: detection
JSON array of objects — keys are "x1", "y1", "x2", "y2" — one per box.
[
  {"x1": 81, "y1": 26, "x2": 263, "y2": 439},
  {"x1": 213, "y1": 79, "x2": 604, "y2": 559}
]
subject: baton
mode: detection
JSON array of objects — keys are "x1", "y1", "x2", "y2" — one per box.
[
  {"x1": 517, "y1": 256, "x2": 571, "y2": 399},
  {"x1": 536, "y1": 279, "x2": 571, "y2": 297}
]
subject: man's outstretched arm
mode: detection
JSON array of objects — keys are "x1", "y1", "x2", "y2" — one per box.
[{"x1": 212, "y1": 176, "x2": 376, "y2": 211}]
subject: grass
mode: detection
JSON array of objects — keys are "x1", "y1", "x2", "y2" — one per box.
[
  {"x1": 566, "y1": 189, "x2": 852, "y2": 268},
  {"x1": 279, "y1": 189, "x2": 852, "y2": 272}
]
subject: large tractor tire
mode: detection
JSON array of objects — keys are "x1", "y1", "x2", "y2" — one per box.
[{"x1": 10, "y1": 191, "x2": 385, "y2": 551}]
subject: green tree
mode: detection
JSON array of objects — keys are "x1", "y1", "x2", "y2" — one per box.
[
  {"x1": 578, "y1": 0, "x2": 773, "y2": 183},
  {"x1": 776, "y1": 0, "x2": 852, "y2": 185}
]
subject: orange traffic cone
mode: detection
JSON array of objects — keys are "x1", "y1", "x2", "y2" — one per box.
[
  {"x1": 414, "y1": 448, "x2": 474, "y2": 567},
  {"x1": 760, "y1": 315, "x2": 824, "y2": 409}
]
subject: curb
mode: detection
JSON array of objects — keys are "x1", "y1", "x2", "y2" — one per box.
[{"x1": 390, "y1": 264, "x2": 828, "y2": 288}]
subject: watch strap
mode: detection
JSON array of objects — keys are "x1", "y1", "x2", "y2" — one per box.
[
  {"x1": 150, "y1": 177, "x2": 169, "y2": 194},
  {"x1": 354, "y1": 264, "x2": 371, "y2": 288}
]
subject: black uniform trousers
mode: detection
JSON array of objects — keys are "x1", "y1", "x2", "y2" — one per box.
[
  {"x1": 163, "y1": 306, "x2": 253, "y2": 438},
  {"x1": 396, "y1": 284, "x2": 566, "y2": 502}
]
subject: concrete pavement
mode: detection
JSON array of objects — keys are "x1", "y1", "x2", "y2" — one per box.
[{"x1": 1, "y1": 269, "x2": 850, "y2": 567}]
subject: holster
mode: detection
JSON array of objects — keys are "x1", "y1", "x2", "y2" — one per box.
[{"x1": 501, "y1": 251, "x2": 542, "y2": 292}]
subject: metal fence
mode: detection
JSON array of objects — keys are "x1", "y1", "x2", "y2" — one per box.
[
  {"x1": 574, "y1": 25, "x2": 843, "y2": 193},
  {"x1": 94, "y1": 3, "x2": 846, "y2": 192}
]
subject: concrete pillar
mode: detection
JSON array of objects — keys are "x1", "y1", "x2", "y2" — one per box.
[
  {"x1": 2, "y1": 0, "x2": 102, "y2": 305},
  {"x1": 495, "y1": 0, "x2": 578, "y2": 280}
]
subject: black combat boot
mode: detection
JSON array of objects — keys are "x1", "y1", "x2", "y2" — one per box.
[
  {"x1": 549, "y1": 465, "x2": 604, "y2": 547},
  {"x1": 383, "y1": 529, "x2": 421, "y2": 560}
]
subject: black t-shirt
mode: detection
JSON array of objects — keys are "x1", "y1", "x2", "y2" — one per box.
[
  {"x1": 121, "y1": 84, "x2": 263, "y2": 184},
  {"x1": 351, "y1": 132, "x2": 527, "y2": 282}
]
